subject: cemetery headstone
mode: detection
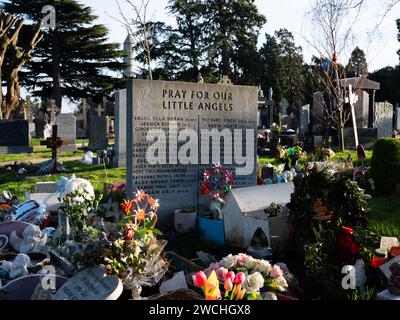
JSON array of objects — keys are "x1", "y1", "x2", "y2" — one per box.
[
  {"x1": 88, "y1": 116, "x2": 109, "y2": 151},
  {"x1": 34, "y1": 111, "x2": 46, "y2": 139},
  {"x1": 53, "y1": 265, "x2": 123, "y2": 300},
  {"x1": 396, "y1": 106, "x2": 400, "y2": 131},
  {"x1": 0, "y1": 120, "x2": 33, "y2": 154},
  {"x1": 375, "y1": 102, "x2": 393, "y2": 138},
  {"x1": 56, "y1": 114, "x2": 77, "y2": 152},
  {"x1": 299, "y1": 104, "x2": 310, "y2": 136},
  {"x1": 29, "y1": 122, "x2": 36, "y2": 139},
  {"x1": 126, "y1": 79, "x2": 258, "y2": 224},
  {"x1": 114, "y1": 89, "x2": 127, "y2": 167}
]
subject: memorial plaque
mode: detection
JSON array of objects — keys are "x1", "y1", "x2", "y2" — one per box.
[
  {"x1": 53, "y1": 266, "x2": 123, "y2": 300},
  {"x1": 127, "y1": 80, "x2": 258, "y2": 223},
  {"x1": 56, "y1": 114, "x2": 77, "y2": 152},
  {"x1": 88, "y1": 116, "x2": 109, "y2": 151}
]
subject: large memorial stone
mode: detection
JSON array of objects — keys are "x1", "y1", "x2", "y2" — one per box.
[
  {"x1": 375, "y1": 102, "x2": 393, "y2": 138},
  {"x1": 56, "y1": 114, "x2": 77, "y2": 152},
  {"x1": 88, "y1": 116, "x2": 109, "y2": 151},
  {"x1": 126, "y1": 79, "x2": 258, "y2": 224},
  {"x1": 53, "y1": 266, "x2": 123, "y2": 300},
  {"x1": 114, "y1": 89, "x2": 127, "y2": 167},
  {"x1": 0, "y1": 120, "x2": 33, "y2": 154},
  {"x1": 299, "y1": 104, "x2": 310, "y2": 136}
]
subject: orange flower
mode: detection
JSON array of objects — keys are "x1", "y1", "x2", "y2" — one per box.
[
  {"x1": 147, "y1": 197, "x2": 159, "y2": 211},
  {"x1": 121, "y1": 200, "x2": 134, "y2": 214},
  {"x1": 134, "y1": 208, "x2": 146, "y2": 222}
]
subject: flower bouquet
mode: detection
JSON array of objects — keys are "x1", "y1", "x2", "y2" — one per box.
[{"x1": 193, "y1": 253, "x2": 292, "y2": 300}]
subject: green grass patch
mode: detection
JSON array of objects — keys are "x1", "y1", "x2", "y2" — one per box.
[
  {"x1": 0, "y1": 160, "x2": 126, "y2": 199},
  {"x1": 367, "y1": 194, "x2": 400, "y2": 237},
  {"x1": 0, "y1": 146, "x2": 85, "y2": 163}
]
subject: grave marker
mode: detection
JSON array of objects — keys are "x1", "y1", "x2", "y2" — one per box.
[
  {"x1": 56, "y1": 114, "x2": 77, "y2": 152},
  {"x1": 53, "y1": 266, "x2": 123, "y2": 300},
  {"x1": 126, "y1": 79, "x2": 258, "y2": 224},
  {"x1": 0, "y1": 120, "x2": 33, "y2": 154}
]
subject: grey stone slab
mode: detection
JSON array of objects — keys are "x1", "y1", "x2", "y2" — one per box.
[
  {"x1": 56, "y1": 114, "x2": 77, "y2": 152},
  {"x1": 34, "y1": 182, "x2": 59, "y2": 194},
  {"x1": 0, "y1": 120, "x2": 31, "y2": 153},
  {"x1": 375, "y1": 102, "x2": 393, "y2": 138},
  {"x1": 126, "y1": 79, "x2": 258, "y2": 224},
  {"x1": 88, "y1": 116, "x2": 109, "y2": 151}
]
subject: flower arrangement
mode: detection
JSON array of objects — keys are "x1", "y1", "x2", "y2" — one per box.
[
  {"x1": 270, "y1": 123, "x2": 281, "y2": 142},
  {"x1": 194, "y1": 253, "x2": 291, "y2": 300},
  {"x1": 192, "y1": 270, "x2": 246, "y2": 300},
  {"x1": 312, "y1": 147, "x2": 336, "y2": 162},
  {"x1": 200, "y1": 164, "x2": 234, "y2": 200},
  {"x1": 102, "y1": 190, "x2": 164, "y2": 282},
  {"x1": 57, "y1": 175, "x2": 101, "y2": 242}
]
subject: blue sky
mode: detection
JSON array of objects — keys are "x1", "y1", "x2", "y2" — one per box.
[{"x1": 3, "y1": 0, "x2": 400, "y2": 111}]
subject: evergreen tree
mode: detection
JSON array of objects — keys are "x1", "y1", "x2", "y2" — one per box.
[
  {"x1": 259, "y1": 34, "x2": 286, "y2": 104},
  {"x1": 203, "y1": 0, "x2": 266, "y2": 83},
  {"x1": 275, "y1": 29, "x2": 306, "y2": 111},
  {"x1": 2, "y1": 0, "x2": 125, "y2": 109},
  {"x1": 349, "y1": 46, "x2": 368, "y2": 77}
]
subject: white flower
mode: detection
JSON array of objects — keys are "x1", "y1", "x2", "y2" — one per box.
[
  {"x1": 244, "y1": 272, "x2": 265, "y2": 293},
  {"x1": 275, "y1": 276, "x2": 288, "y2": 292},
  {"x1": 60, "y1": 175, "x2": 95, "y2": 205},
  {"x1": 254, "y1": 259, "x2": 272, "y2": 275},
  {"x1": 220, "y1": 254, "x2": 237, "y2": 269}
]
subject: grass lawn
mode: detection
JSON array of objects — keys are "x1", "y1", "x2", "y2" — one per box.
[
  {"x1": 0, "y1": 160, "x2": 126, "y2": 199},
  {"x1": 367, "y1": 195, "x2": 400, "y2": 237}
]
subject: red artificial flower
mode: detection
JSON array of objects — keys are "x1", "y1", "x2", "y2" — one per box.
[{"x1": 121, "y1": 199, "x2": 134, "y2": 215}]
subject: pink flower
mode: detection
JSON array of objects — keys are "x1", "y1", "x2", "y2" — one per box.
[
  {"x1": 236, "y1": 253, "x2": 250, "y2": 266},
  {"x1": 216, "y1": 267, "x2": 228, "y2": 282},
  {"x1": 193, "y1": 271, "x2": 207, "y2": 288},
  {"x1": 269, "y1": 265, "x2": 284, "y2": 279},
  {"x1": 225, "y1": 271, "x2": 235, "y2": 282},
  {"x1": 224, "y1": 277, "x2": 233, "y2": 292},
  {"x1": 233, "y1": 272, "x2": 245, "y2": 285}
]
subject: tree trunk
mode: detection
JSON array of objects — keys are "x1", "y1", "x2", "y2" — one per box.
[
  {"x1": 51, "y1": 33, "x2": 62, "y2": 109},
  {"x1": 4, "y1": 68, "x2": 20, "y2": 119}
]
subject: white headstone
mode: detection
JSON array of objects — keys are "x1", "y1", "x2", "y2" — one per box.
[
  {"x1": 375, "y1": 102, "x2": 393, "y2": 138},
  {"x1": 56, "y1": 114, "x2": 77, "y2": 152},
  {"x1": 53, "y1": 266, "x2": 123, "y2": 300}
]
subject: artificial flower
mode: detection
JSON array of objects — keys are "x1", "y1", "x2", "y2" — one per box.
[
  {"x1": 244, "y1": 272, "x2": 265, "y2": 293},
  {"x1": 134, "y1": 208, "x2": 146, "y2": 222},
  {"x1": 269, "y1": 265, "x2": 284, "y2": 279},
  {"x1": 233, "y1": 272, "x2": 245, "y2": 286},
  {"x1": 220, "y1": 254, "x2": 237, "y2": 269},
  {"x1": 254, "y1": 259, "x2": 272, "y2": 275},
  {"x1": 216, "y1": 267, "x2": 228, "y2": 282},
  {"x1": 121, "y1": 199, "x2": 134, "y2": 214},
  {"x1": 193, "y1": 271, "x2": 207, "y2": 288},
  {"x1": 236, "y1": 253, "x2": 250, "y2": 267}
]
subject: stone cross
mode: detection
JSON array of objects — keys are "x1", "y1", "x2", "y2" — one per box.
[
  {"x1": 95, "y1": 104, "x2": 104, "y2": 117},
  {"x1": 81, "y1": 98, "x2": 89, "y2": 130},
  {"x1": 40, "y1": 125, "x2": 66, "y2": 175},
  {"x1": 47, "y1": 99, "x2": 59, "y2": 125}
]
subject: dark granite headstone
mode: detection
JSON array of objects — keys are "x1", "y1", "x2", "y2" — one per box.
[{"x1": 0, "y1": 120, "x2": 33, "y2": 153}]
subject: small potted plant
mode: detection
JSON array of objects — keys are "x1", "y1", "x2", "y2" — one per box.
[{"x1": 174, "y1": 208, "x2": 197, "y2": 233}]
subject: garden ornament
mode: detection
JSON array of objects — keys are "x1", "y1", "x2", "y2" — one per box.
[{"x1": 10, "y1": 224, "x2": 48, "y2": 253}]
